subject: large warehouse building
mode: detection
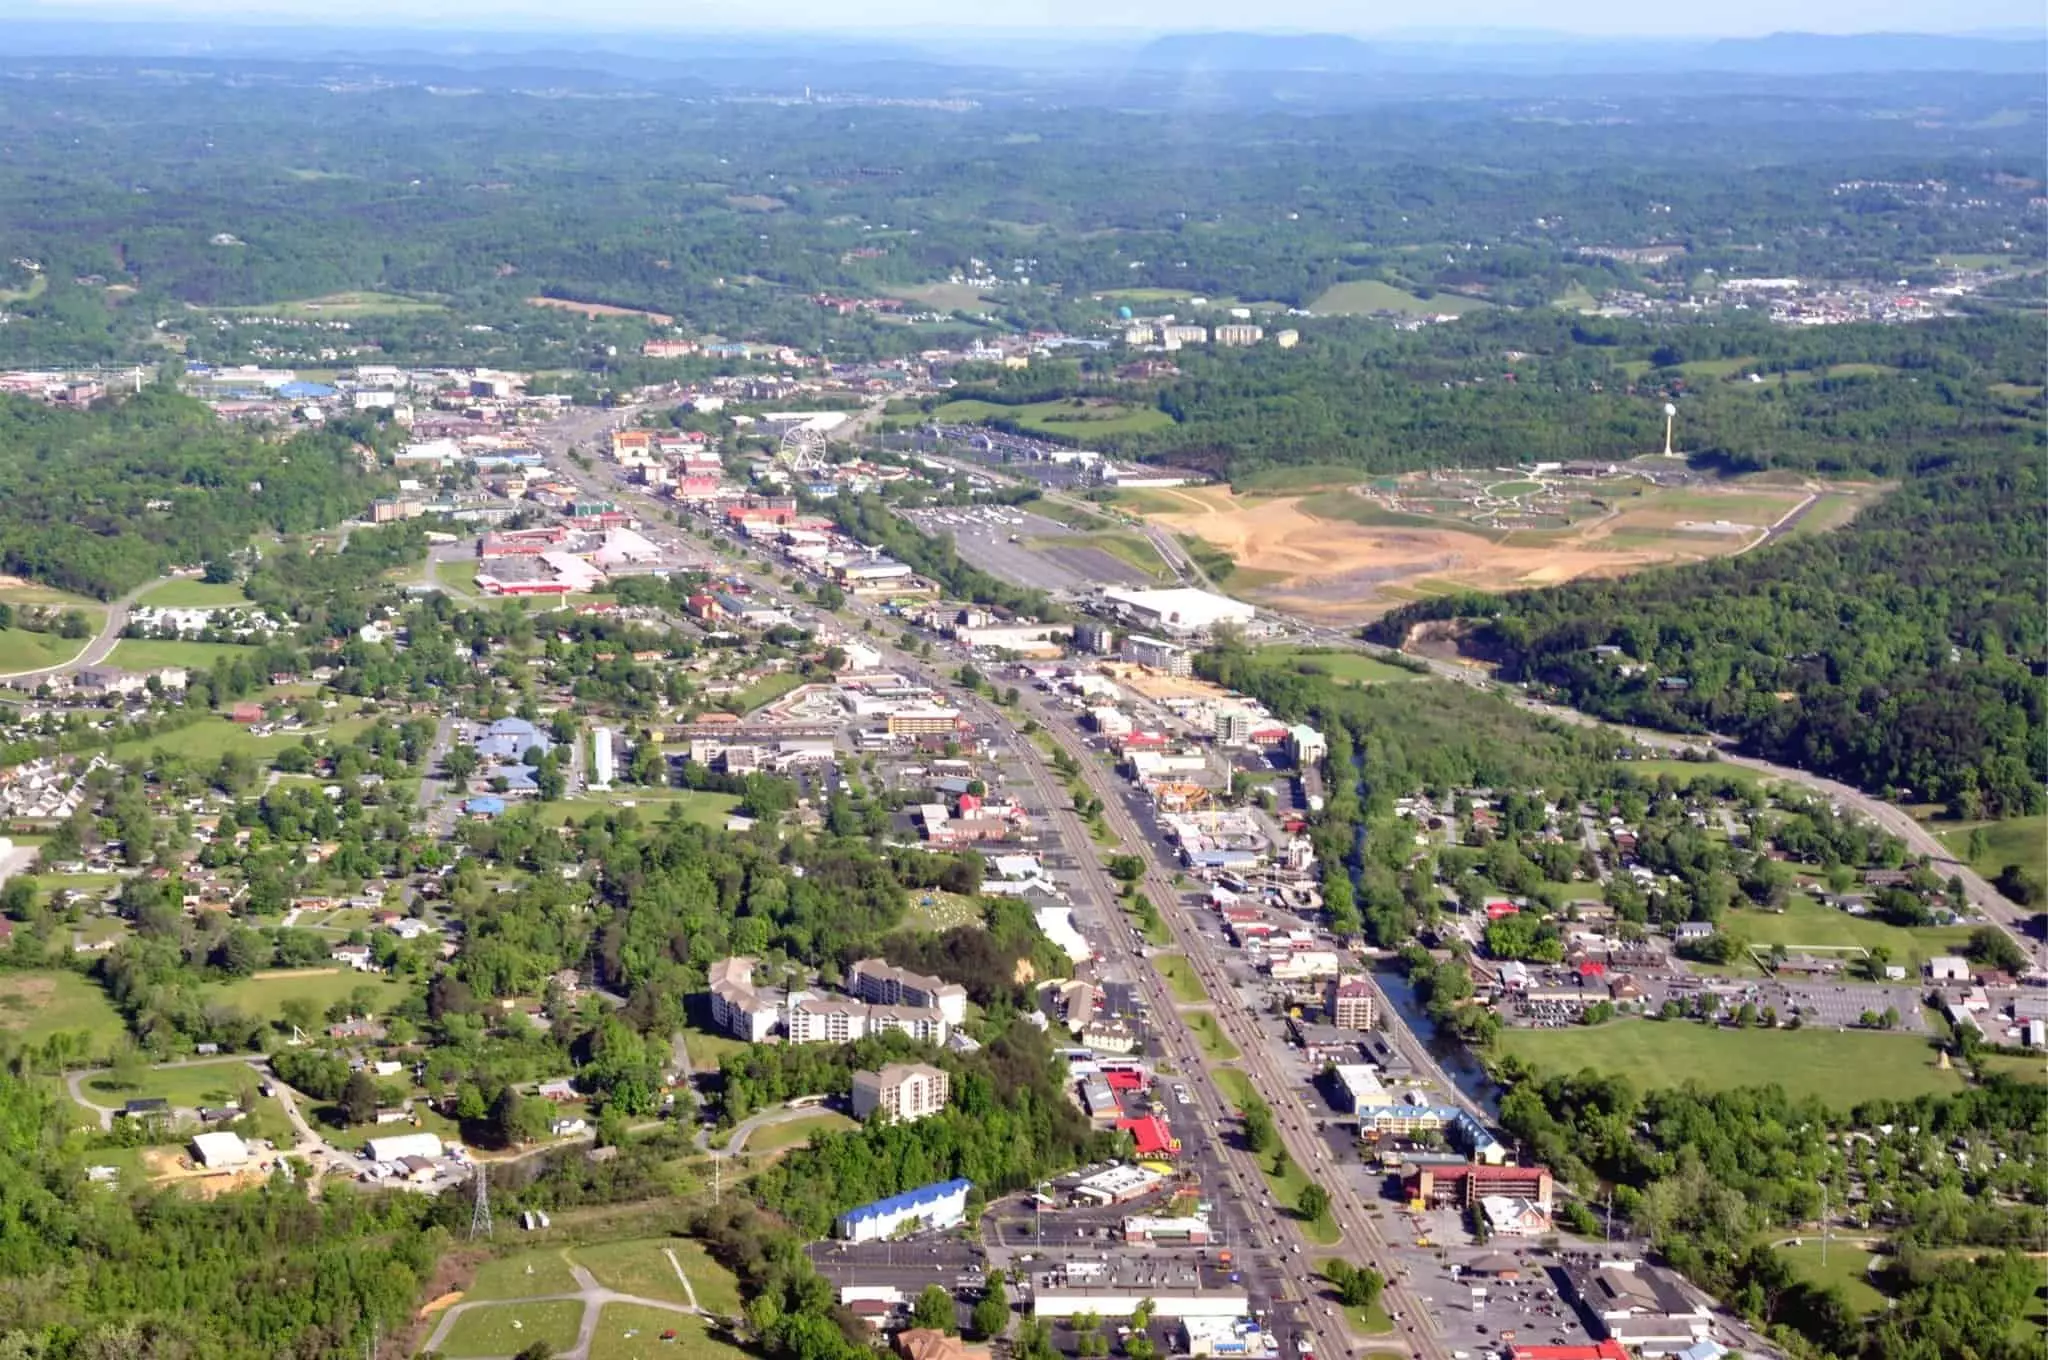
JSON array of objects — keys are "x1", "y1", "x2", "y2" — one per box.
[
  {"x1": 835, "y1": 1178, "x2": 973, "y2": 1242},
  {"x1": 1100, "y1": 588, "x2": 1255, "y2": 639}
]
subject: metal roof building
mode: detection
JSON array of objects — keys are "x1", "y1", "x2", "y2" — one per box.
[{"x1": 835, "y1": 1177, "x2": 973, "y2": 1243}]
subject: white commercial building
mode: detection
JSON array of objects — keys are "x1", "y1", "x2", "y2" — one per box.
[
  {"x1": 189, "y1": 1131, "x2": 252, "y2": 1169},
  {"x1": 591, "y1": 727, "x2": 616, "y2": 789},
  {"x1": 1032, "y1": 1290, "x2": 1249, "y2": 1321},
  {"x1": 364, "y1": 1132, "x2": 444, "y2": 1163},
  {"x1": 1101, "y1": 587, "x2": 1255, "y2": 639},
  {"x1": 1182, "y1": 1317, "x2": 1277, "y2": 1357},
  {"x1": 835, "y1": 1178, "x2": 972, "y2": 1242}
]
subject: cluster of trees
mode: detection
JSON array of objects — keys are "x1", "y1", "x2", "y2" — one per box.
[
  {"x1": 1498, "y1": 1069, "x2": 2048, "y2": 1358},
  {"x1": 1371, "y1": 448, "x2": 2046, "y2": 813},
  {"x1": 0, "y1": 387, "x2": 383, "y2": 599},
  {"x1": 0, "y1": 1072, "x2": 445, "y2": 1357},
  {"x1": 749, "y1": 1022, "x2": 1118, "y2": 1238}
]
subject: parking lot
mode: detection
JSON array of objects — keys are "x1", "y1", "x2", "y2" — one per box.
[{"x1": 901, "y1": 506, "x2": 1154, "y2": 592}]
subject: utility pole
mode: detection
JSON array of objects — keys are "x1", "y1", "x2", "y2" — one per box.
[{"x1": 1820, "y1": 1181, "x2": 1830, "y2": 1268}]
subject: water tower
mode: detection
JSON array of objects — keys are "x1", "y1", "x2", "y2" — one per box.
[{"x1": 1661, "y1": 402, "x2": 1678, "y2": 457}]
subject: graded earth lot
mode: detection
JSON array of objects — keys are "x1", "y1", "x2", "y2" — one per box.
[{"x1": 1118, "y1": 468, "x2": 1865, "y2": 622}]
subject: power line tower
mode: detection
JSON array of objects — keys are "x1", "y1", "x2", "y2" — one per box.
[{"x1": 470, "y1": 1164, "x2": 493, "y2": 1240}]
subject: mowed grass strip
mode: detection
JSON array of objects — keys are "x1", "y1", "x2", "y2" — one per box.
[
  {"x1": 589, "y1": 1307, "x2": 751, "y2": 1360},
  {"x1": 1153, "y1": 953, "x2": 1210, "y2": 1004},
  {"x1": 0, "y1": 970, "x2": 126, "y2": 1048},
  {"x1": 1497, "y1": 1021, "x2": 1965, "y2": 1107},
  {"x1": 440, "y1": 1300, "x2": 586, "y2": 1357},
  {"x1": 465, "y1": 1250, "x2": 582, "y2": 1301}
]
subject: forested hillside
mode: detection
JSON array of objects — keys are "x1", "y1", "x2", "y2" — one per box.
[
  {"x1": 0, "y1": 389, "x2": 382, "y2": 598},
  {"x1": 1367, "y1": 451, "x2": 2048, "y2": 813},
  {"x1": 938, "y1": 311, "x2": 2043, "y2": 481}
]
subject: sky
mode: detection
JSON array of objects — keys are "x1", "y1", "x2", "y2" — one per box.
[{"x1": 4, "y1": 0, "x2": 2043, "y2": 37}]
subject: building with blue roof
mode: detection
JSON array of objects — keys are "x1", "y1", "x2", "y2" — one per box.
[
  {"x1": 835, "y1": 1177, "x2": 972, "y2": 1242},
  {"x1": 277, "y1": 380, "x2": 339, "y2": 399},
  {"x1": 464, "y1": 796, "x2": 507, "y2": 817},
  {"x1": 474, "y1": 717, "x2": 551, "y2": 763}
]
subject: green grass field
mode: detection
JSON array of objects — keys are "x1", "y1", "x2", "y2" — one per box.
[
  {"x1": 535, "y1": 790, "x2": 741, "y2": 829},
  {"x1": 136, "y1": 579, "x2": 253, "y2": 607},
  {"x1": 589, "y1": 1308, "x2": 751, "y2": 1360},
  {"x1": 105, "y1": 639, "x2": 256, "y2": 671},
  {"x1": 1232, "y1": 464, "x2": 1366, "y2": 495},
  {"x1": 1185, "y1": 1012, "x2": 1240, "y2": 1062},
  {"x1": 465, "y1": 1250, "x2": 582, "y2": 1301},
  {"x1": 0, "y1": 582, "x2": 102, "y2": 608},
  {"x1": 440, "y1": 1300, "x2": 586, "y2": 1357},
  {"x1": 1256, "y1": 646, "x2": 1420, "y2": 686},
  {"x1": 0, "y1": 628, "x2": 90, "y2": 673},
  {"x1": 79, "y1": 1057, "x2": 264, "y2": 1111},
  {"x1": 1933, "y1": 815, "x2": 2046, "y2": 886},
  {"x1": 1153, "y1": 954, "x2": 1210, "y2": 1004},
  {"x1": 0, "y1": 971, "x2": 126, "y2": 1049},
  {"x1": 1552, "y1": 282, "x2": 1600, "y2": 312},
  {"x1": 906, "y1": 892, "x2": 983, "y2": 931},
  {"x1": 212, "y1": 291, "x2": 446, "y2": 318},
  {"x1": 1976, "y1": 1053, "x2": 2048, "y2": 1085},
  {"x1": 1498, "y1": 1021, "x2": 1965, "y2": 1107},
  {"x1": 883, "y1": 282, "x2": 993, "y2": 311},
  {"x1": 1724, "y1": 893, "x2": 1972, "y2": 963},
  {"x1": 932, "y1": 397, "x2": 1176, "y2": 438},
  {"x1": 205, "y1": 970, "x2": 413, "y2": 1022},
  {"x1": 659, "y1": 1239, "x2": 743, "y2": 1316},
  {"x1": 1773, "y1": 1238, "x2": 1892, "y2": 1316},
  {"x1": 1309, "y1": 280, "x2": 1488, "y2": 317},
  {"x1": 744, "y1": 1110, "x2": 856, "y2": 1155},
  {"x1": 1260, "y1": 1151, "x2": 1342, "y2": 1244},
  {"x1": 571, "y1": 1239, "x2": 698, "y2": 1307},
  {"x1": 676, "y1": 1023, "x2": 753, "y2": 1074},
  {"x1": 111, "y1": 715, "x2": 373, "y2": 764}
]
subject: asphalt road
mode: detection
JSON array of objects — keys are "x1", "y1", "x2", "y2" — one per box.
[{"x1": 0, "y1": 575, "x2": 162, "y2": 683}]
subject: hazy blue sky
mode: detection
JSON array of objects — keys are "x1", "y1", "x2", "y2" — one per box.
[{"x1": 9, "y1": 0, "x2": 2045, "y2": 35}]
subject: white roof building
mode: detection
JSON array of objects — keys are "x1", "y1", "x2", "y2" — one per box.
[
  {"x1": 1101, "y1": 587, "x2": 1255, "y2": 638},
  {"x1": 189, "y1": 1131, "x2": 251, "y2": 1169},
  {"x1": 364, "y1": 1132, "x2": 444, "y2": 1163}
]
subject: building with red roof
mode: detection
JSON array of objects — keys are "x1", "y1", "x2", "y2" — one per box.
[
  {"x1": 1486, "y1": 901, "x2": 1521, "y2": 920},
  {"x1": 1115, "y1": 1113, "x2": 1180, "y2": 1159},
  {"x1": 1510, "y1": 1343, "x2": 1627, "y2": 1360}
]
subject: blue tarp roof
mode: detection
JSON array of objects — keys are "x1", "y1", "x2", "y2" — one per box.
[
  {"x1": 465, "y1": 796, "x2": 506, "y2": 815},
  {"x1": 837, "y1": 1178, "x2": 972, "y2": 1227},
  {"x1": 277, "y1": 380, "x2": 338, "y2": 399}
]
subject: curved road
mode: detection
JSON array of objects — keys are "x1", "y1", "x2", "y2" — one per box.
[
  {"x1": 0, "y1": 576, "x2": 162, "y2": 683},
  {"x1": 693, "y1": 1103, "x2": 849, "y2": 1158}
]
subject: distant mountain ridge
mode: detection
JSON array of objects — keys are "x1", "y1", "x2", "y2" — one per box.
[{"x1": 1131, "y1": 29, "x2": 2048, "y2": 75}]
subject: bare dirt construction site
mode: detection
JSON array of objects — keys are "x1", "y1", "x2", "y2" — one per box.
[
  {"x1": 1118, "y1": 465, "x2": 1873, "y2": 624},
  {"x1": 526, "y1": 296, "x2": 676, "y2": 324}
]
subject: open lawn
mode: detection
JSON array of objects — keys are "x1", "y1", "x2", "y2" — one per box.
[
  {"x1": 1258, "y1": 1150, "x2": 1342, "y2": 1244},
  {"x1": 676, "y1": 1023, "x2": 753, "y2": 1074},
  {"x1": 1185, "y1": 1012, "x2": 1239, "y2": 1062},
  {"x1": 1724, "y1": 893, "x2": 1972, "y2": 963},
  {"x1": 0, "y1": 970, "x2": 126, "y2": 1049},
  {"x1": 0, "y1": 628, "x2": 89, "y2": 673},
  {"x1": 1773, "y1": 1238, "x2": 1892, "y2": 1317},
  {"x1": 205, "y1": 969, "x2": 413, "y2": 1022},
  {"x1": 464, "y1": 1250, "x2": 582, "y2": 1301},
  {"x1": 906, "y1": 892, "x2": 982, "y2": 932},
  {"x1": 106, "y1": 639, "x2": 256, "y2": 671},
  {"x1": 1211, "y1": 1068, "x2": 1258, "y2": 1110},
  {"x1": 1232, "y1": 464, "x2": 1364, "y2": 495},
  {"x1": 112, "y1": 715, "x2": 374, "y2": 763},
  {"x1": 884, "y1": 282, "x2": 993, "y2": 311},
  {"x1": 137, "y1": 579, "x2": 252, "y2": 607},
  {"x1": 440, "y1": 1300, "x2": 586, "y2": 1357},
  {"x1": 659, "y1": 1239, "x2": 743, "y2": 1316},
  {"x1": 745, "y1": 1110, "x2": 855, "y2": 1155},
  {"x1": 1498, "y1": 1021, "x2": 1965, "y2": 1107},
  {"x1": 212, "y1": 291, "x2": 446, "y2": 318},
  {"x1": 1976, "y1": 1053, "x2": 2048, "y2": 1085},
  {"x1": 536, "y1": 790, "x2": 741, "y2": 830},
  {"x1": 1933, "y1": 814, "x2": 2047, "y2": 886},
  {"x1": 1153, "y1": 954, "x2": 1210, "y2": 1005},
  {"x1": 571, "y1": 1239, "x2": 699, "y2": 1307},
  {"x1": 590, "y1": 1308, "x2": 752, "y2": 1360},
  {"x1": 0, "y1": 581, "x2": 103, "y2": 608},
  {"x1": 728, "y1": 672, "x2": 804, "y2": 714},
  {"x1": 80, "y1": 1057, "x2": 265, "y2": 1111},
  {"x1": 1255, "y1": 646, "x2": 1420, "y2": 685},
  {"x1": 932, "y1": 397, "x2": 1176, "y2": 438},
  {"x1": 1310, "y1": 280, "x2": 1488, "y2": 317}
]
